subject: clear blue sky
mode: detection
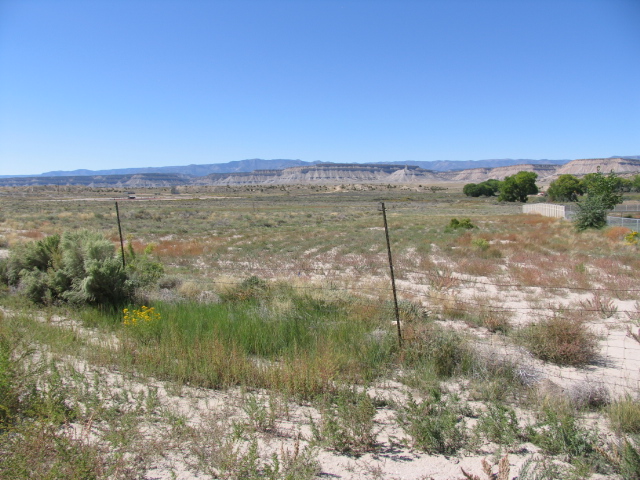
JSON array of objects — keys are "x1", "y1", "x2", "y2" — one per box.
[{"x1": 1, "y1": 0, "x2": 638, "y2": 176}]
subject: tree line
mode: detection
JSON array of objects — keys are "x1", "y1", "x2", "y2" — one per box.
[{"x1": 464, "y1": 169, "x2": 638, "y2": 230}]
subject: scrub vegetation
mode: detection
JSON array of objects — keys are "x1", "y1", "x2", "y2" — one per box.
[{"x1": 0, "y1": 183, "x2": 639, "y2": 479}]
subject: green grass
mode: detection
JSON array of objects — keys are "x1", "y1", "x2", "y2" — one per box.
[
  {"x1": 90, "y1": 284, "x2": 399, "y2": 397},
  {"x1": 608, "y1": 395, "x2": 640, "y2": 434}
]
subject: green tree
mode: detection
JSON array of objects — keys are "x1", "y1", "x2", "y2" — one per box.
[
  {"x1": 498, "y1": 171, "x2": 538, "y2": 203},
  {"x1": 547, "y1": 174, "x2": 583, "y2": 202},
  {"x1": 573, "y1": 168, "x2": 623, "y2": 230},
  {"x1": 462, "y1": 183, "x2": 478, "y2": 197},
  {"x1": 619, "y1": 178, "x2": 633, "y2": 192},
  {"x1": 580, "y1": 168, "x2": 623, "y2": 209},
  {"x1": 462, "y1": 179, "x2": 501, "y2": 197},
  {"x1": 573, "y1": 195, "x2": 608, "y2": 231}
]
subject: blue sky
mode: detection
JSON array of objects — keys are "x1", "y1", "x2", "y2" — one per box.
[{"x1": 0, "y1": 0, "x2": 638, "y2": 176}]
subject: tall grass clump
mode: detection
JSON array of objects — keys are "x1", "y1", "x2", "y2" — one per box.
[
  {"x1": 607, "y1": 395, "x2": 640, "y2": 435},
  {"x1": 117, "y1": 283, "x2": 396, "y2": 397},
  {"x1": 402, "y1": 321, "x2": 475, "y2": 379}
]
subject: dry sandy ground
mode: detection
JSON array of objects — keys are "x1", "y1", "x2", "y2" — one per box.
[{"x1": 8, "y1": 285, "x2": 634, "y2": 480}]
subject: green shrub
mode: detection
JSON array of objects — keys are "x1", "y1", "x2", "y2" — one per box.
[
  {"x1": 445, "y1": 218, "x2": 475, "y2": 232},
  {"x1": 4, "y1": 230, "x2": 163, "y2": 307}
]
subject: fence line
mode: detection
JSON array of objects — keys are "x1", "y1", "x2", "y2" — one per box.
[
  {"x1": 524, "y1": 202, "x2": 640, "y2": 230},
  {"x1": 184, "y1": 271, "x2": 640, "y2": 396},
  {"x1": 105, "y1": 199, "x2": 640, "y2": 397}
]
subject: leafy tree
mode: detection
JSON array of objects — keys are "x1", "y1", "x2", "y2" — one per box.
[
  {"x1": 462, "y1": 179, "x2": 500, "y2": 197},
  {"x1": 573, "y1": 169, "x2": 623, "y2": 230},
  {"x1": 580, "y1": 168, "x2": 622, "y2": 209},
  {"x1": 547, "y1": 174, "x2": 584, "y2": 202},
  {"x1": 573, "y1": 195, "x2": 608, "y2": 231},
  {"x1": 630, "y1": 174, "x2": 640, "y2": 192},
  {"x1": 462, "y1": 183, "x2": 479, "y2": 197},
  {"x1": 619, "y1": 178, "x2": 633, "y2": 192},
  {"x1": 498, "y1": 171, "x2": 538, "y2": 202}
]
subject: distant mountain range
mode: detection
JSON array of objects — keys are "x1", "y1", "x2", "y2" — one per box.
[
  {"x1": 4, "y1": 156, "x2": 640, "y2": 180},
  {"x1": 29, "y1": 158, "x2": 574, "y2": 178},
  {"x1": 36, "y1": 159, "x2": 315, "y2": 178},
  {"x1": 1, "y1": 157, "x2": 639, "y2": 187},
  {"x1": 4, "y1": 156, "x2": 640, "y2": 179}
]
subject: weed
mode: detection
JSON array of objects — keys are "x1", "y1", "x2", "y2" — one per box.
[
  {"x1": 471, "y1": 237, "x2": 490, "y2": 251},
  {"x1": 566, "y1": 381, "x2": 609, "y2": 410},
  {"x1": 627, "y1": 301, "x2": 640, "y2": 326},
  {"x1": 526, "y1": 404, "x2": 595, "y2": 459},
  {"x1": 604, "y1": 226, "x2": 632, "y2": 241},
  {"x1": 428, "y1": 269, "x2": 460, "y2": 291},
  {"x1": 220, "y1": 275, "x2": 270, "y2": 302},
  {"x1": 403, "y1": 322, "x2": 475, "y2": 379},
  {"x1": 242, "y1": 392, "x2": 285, "y2": 434},
  {"x1": 397, "y1": 391, "x2": 468, "y2": 455},
  {"x1": 311, "y1": 388, "x2": 378, "y2": 455},
  {"x1": 0, "y1": 422, "x2": 106, "y2": 480},
  {"x1": 517, "y1": 315, "x2": 599, "y2": 366},
  {"x1": 461, "y1": 455, "x2": 510, "y2": 480},
  {"x1": 515, "y1": 455, "x2": 567, "y2": 480},
  {"x1": 597, "y1": 438, "x2": 640, "y2": 480},
  {"x1": 579, "y1": 292, "x2": 618, "y2": 319},
  {"x1": 194, "y1": 413, "x2": 319, "y2": 480},
  {"x1": 474, "y1": 403, "x2": 521, "y2": 446}
]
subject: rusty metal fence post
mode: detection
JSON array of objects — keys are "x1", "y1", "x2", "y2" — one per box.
[{"x1": 380, "y1": 202, "x2": 402, "y2": 347}]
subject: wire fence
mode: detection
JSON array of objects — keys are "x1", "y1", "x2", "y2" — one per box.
[
  {"x1": 106, "y1": 199, "x2": 640, "y2": 400},
  {"x1": 177, "y1": 254, "x2": 640, "y2": 399}
]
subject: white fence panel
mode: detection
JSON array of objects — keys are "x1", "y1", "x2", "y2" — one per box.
[{"x1": 522, "y1": 203, "x2": 566, "y2": 218}]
